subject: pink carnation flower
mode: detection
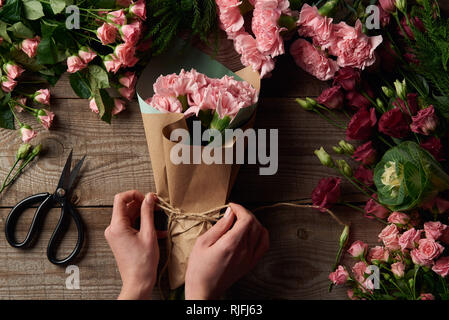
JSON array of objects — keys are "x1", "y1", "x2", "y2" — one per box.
[
  {"x1": 216, "y1": 0, "x2": 245, "y2": 37},
  {"x1": 290, "y1": 38, "x2": 339, "y2": 81},
  {"x1": 147, "y1": 94, "x2": 183, "y2": 113},
  {"x1": 298, "y1": 4, "x2": 334, "y2": 50},
  {"x1": 234, "y1": 33, "x2": 275, "y2": 78}
]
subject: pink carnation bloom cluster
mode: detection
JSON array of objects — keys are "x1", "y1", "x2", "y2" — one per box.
[
  {"x1": 290, "y1": 4, "x2": 383, "y2": 81},
  {"x1": 216, "y1": 0, "x2": 290, "y2": 78},
  {"x1": 330, "y1": 214, "x2": 449, "y2": 300},
  {"x1": 145, "y1": 68, "x2": 258, "y2": 119}
]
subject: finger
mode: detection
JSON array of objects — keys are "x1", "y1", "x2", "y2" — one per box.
[
  {"x1": 140, "y1": 193, "x2": 157, "y2": 238},
  {"x1": 220, "y1": 203, "x2": 254, "y2": 239},
  {"x1": 199, "y1": 207, "x2": 235, "y2": 247},
  {"x1": 111, "y1": 190, "x2": 144, "y2": 226}
]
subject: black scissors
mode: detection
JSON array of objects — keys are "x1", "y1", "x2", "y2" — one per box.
[{"x1": 5, "y1": 150, "x2": 86, "y2": 265}]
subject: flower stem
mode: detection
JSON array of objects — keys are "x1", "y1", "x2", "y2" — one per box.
[{"x1": 0, "y1": 158, "x2": 20, "y2": 194}]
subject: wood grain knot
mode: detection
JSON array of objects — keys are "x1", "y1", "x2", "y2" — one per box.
[{"x1": 296, "y1": 228, "x2": 308, "y2": 240}]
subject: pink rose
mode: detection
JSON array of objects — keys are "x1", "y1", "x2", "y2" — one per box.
[
  {"x1": 365, "y1": 194, "x2": 390, "y2": 220},
  {"x1": 20, "y1": 126, "x2": 37, "y2": 143},
  {"x1": 424, "y1": 221, "x2": 447, "y2": 241},
  {"x1": 21, "y1": 36, "x2": 40, "y2": 58},
  {"x1": 4, "y1": 62, "x2": 25, "y2": 79},
  {"x1": 352, "y1": 141, "x2": 377, "y2": 166},
  {"x1": 379, "y1": 0, "x2": 396, "y2": 13},
  {"x1": 114, "y1": 42, "x2": 137, "y2": 67},
  {"x1": 130, "y1": 0, "x2": 147, "y2": 20},
  {"x1": 34, "y1": 89, "x2": 50, "y2": 105},
  {"x1": 410, "y1": 106, "x2": 438, "y2": 135},
  {"x1": 290, "y1": 38, "x2": 339, "y2": 81},
  {"x1": 104, "y1": 54, "x2": 122, "y2": 73},
  {"x1": 97, "y1": 23, "x2": 117, "y2": 45},
  {"x1": 1, "y1": 77, "x2": 17, "y2": 93},
  {"x1": 112, "y1": 99, "x2": 126, "y2": 115},
  {"x1": 107, "y1": 10, "x2": 126, "y2": 25},
  {"x1": 346, "y1": 108, "x2": 377, "y2": 140},
  {"x1": 432, "y1": 257, "x2": 449, "y2": 277},
  {"x1": 120, "y1": 21, "x2": 142, "y2": 45},
  {"x1": 387, "y1": 212, "x2": 410, "y2": 226},
  {"x1": 398, "y1": 228, "x2": 422, "y2": 251},
  {"x1": 78, "y1": 47, "x2": 97, "y2": 64},
  {"x1": 119, "y1": 72, "x2": 137, "y2": 89},
  {"x1": 378, "y1": 224, "x2": 400, "y2": 250},
  {"x1": 418, "y1": 238, "x2": 445, "y2": 261},
  {"x1": 352, "y1": 261, "x2": 368, "y2": 283},
  {"x1": 391, "y1": 262, "x2": 405, "y2": 278},
  {"x1": 89, "y1": 98, "x2": 99, "y2": 114},
  {"x1": 328, "y1": 265, "x2": 349, "y2": 285},
  {"x1": 329, "y1": 20, "x2": 383, "y2": 70},
  {"x1": 348, "y1": 240, "x2": 368, "y2": 258},
  {"x1": 368, "y1": 246, "x2": 389, "y2": 263},
  {"x1": 354, "y1": 165, "x2": 374, "y2": 187},
  {"x1": 252, "y1": 1, "x2": 284, "y2": 57},
  {"x1": 419, "y1": 293, "x2": 435, "y2": 300},
  {"x1": 147, "y1": 94, "x2": 183, "y2": 113},
  {"x1": 234, "y1": 33, "x2": 275, "y2": 78},
  {"x1": 37, "y1": 109, "x2": 55, "y2": 130},
  {"x1": 118, "y1": 86, "x2": 135, "y2": 101},
  {"x1": 311, "y1": 177, "x2": 341, "y2": 211},
  {"x1": 14, "y1": 97, "x2": 27, "y2": 113},
  {"x1": 317, "y1": 86, "x2": 344, "y2": 109},
  {"x1": 67, "y1": 56, "x2": 87, "y2": 73},
  {"x1": 333, "y1": 67, "x2": 361, "y2": 91}
]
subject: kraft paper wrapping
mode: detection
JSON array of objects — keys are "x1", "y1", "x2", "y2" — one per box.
[{"x1": 137, "y1": 42, "x2": 260, "y2": 289}]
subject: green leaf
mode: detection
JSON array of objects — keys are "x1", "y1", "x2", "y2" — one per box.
[
  {"x1": 0, "y1": 21, "x2": 12, "y2": 43},
  {"x1": 50, "y1": 0, "x2": 66, "y2": 14},
  {"x1": 70, "y1": 72, "x2": 92, "y2": 99},
  {"x1": 36, "y1": 36, "x2": 58, "y2": 65},
  {"x1": 0, "y1": 94, "x2": 14, "y2": 130},
  {"x1": 0, "y1": 0, "x2": 23, "y2": 23},
  {"x1": 23, "y1": 0, "x2": 44, "y2": 20},
  {"x1": 94, "y1": 89, "x2": 113, "y2": 124},
  {"x1": 88, "y1": 65, "x2": 110, "y2": 90},
  {"x1": 8, "y1": 22, "x2": 34, "y2": 39},
  {"x1": 94, "y1": 0, "x2": 116, "y2": 9},
  {"x1": 10, "y1": 47, "x2": 43, "y2": 72}
]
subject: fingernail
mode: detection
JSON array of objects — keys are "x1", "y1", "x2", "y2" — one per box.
[{"x1": 224, "y1": 207, "x2": 232, "y2": 218}]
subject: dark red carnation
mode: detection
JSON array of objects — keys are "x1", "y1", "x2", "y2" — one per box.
[
  {"x1": 352, "y1": 141, "x2": 377, "y2": 166},
  {"x1": 420, "y1": 136, "x2": 446, "y2": 161},
  {"x1": 354, "y1": 165, "x2": 374, "y2": 187},
  {"x1": 379, "y1": 108, "x2": 410, "y2": 138},
  {"x1": 346, "y1": 108, "x2": 377, "y2": 140},
  {"x1": 317, "y1": 85, "x2": 344, "y2": 109},
  {"x1": 392, "y1": 93, "x2": 419, "y2": 116},
  {"x1": 312, "y1": 177, "x2": 341, "y2": 211},
  {"x1": 333, "y1": 67, "x2": 361, "y2": 91}
]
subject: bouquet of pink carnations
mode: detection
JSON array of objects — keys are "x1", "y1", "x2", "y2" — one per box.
[{"x1": 137, "y1": 43, "x2": 260, "y2": 291}]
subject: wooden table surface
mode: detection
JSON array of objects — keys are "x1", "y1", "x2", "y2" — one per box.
[{"x1": 0, "y1": 36, "x2": 384, "y2": 300}]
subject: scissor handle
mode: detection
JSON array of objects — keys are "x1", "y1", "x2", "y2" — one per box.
[
  {"x1": 47, "y1": 201, "x2": 84, "y2": 265},
  {"x1": 5, "y1": 193, "x2": 53, "y2": 248}
]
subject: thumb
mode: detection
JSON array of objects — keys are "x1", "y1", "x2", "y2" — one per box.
[
  {"x1": 140, "y1": 193, "x2": 156, "y2": 238},
  {"x1": 200, "y1": 207, "x2": 235, "y2": 247}
]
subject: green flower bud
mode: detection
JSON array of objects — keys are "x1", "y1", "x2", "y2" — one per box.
[
  {"x1": 30, "y1": 144, "x2": 43, "y2": 158},
  {"x1": 314, "y1": 147, "x2": 334, "y2": 168},
  {"x1": 339, "y1": 225, "x2": 350, "y2": 248},
  {"x1": 337, "y1": 159, "x2": 353, "y2": 177},
  {"x1": 394, "y1": 79, "x2": 407, "y2": 100},
  {"x1": 338, "y1": 140, "x2": 355, "y2": 155},
  {"x1": 395, "y1": 0, "x2": 406, "y2": 12},
  {"x1": 16, "y1": 143, "x2": 32, "y2": 160},
  {"x1": 333, "y1": 146, "x2": 344, "y2": 154},
  {"x1": 408, "y1": 278, "x2": 414, "y2": 288},
  {"x1": 382, "y1": 86, "x2": 395, "y2": 98},
  {"x1": 318, "y1": 0, "x2": 339, "y2": 16},
  {"x1": 296, "y1": 98, "x2": 314, "y2": 111},
  {"x1": 306, "y1": 97, "x2": 318, "y2": 107},
  {"x1": 376, "y1": 98, "x2": 385, "y2": 110},
  {"x1": 384, "y1": 273, "x2": 391, "y2": 281}
]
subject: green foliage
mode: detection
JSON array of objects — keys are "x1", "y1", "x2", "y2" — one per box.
[
  {"x1": 149, "y1": 0, "x2": 218, "y2": 55},
  {"x1": 374, "y1": 141, "x2": 449, "y2": 211}
]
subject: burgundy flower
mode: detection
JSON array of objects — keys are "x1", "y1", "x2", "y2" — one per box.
[
  {"x1": 404, "y1": 52, "x2": 419, "y2": 65},
  {"x1": 352, "y1": 141, "x2": 377, "y2": 166},
  {"x1": 378, "y1": 6, "x2": 391, "y2": 27},
  {"x1": 420, "y1": 136, "x2": 446, "y2": 161},
  {"x1": 379, "y1": 108, "x2": 410, "y2": 138},
  {"x1": 345, "y1": 91, "x2": 370, "y2": 109},
  {"x1": 410, "y1": 106, "x2": 438, "y2": 135},
  {"x1": 392, "y1": 93, "x2": 419, "y2": 116},
  {"x1": 378, "y1": 40, "x2": 398, "y2": 72},
  {"x1": 354, "y1": 165, "x2": 374, "y2": 187},
  {"x1": 399, "y1": 15, "x2": 425, "y2": 40},
  {"x1": 346, "y1": 108, "x2": 377, "y2": 140},
  {"x1": 333, "y1": 67, "x2": 361, "y2": 91},
  {"x1": 312, "y1": 177, "x2": 341, "y2": 211},
  {"x1": 317, "y1": 85, "x2": 344, "y2": 109},
  {"x1": 364, "y1": 194, "x2": 389, "y2": 219}
]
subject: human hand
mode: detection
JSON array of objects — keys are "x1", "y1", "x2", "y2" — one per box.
[
  {"x1": 185, "y1": 203, "x2": 269, "y2": 300},
  {"x1": 105, "y1": 190, "x2": 161, "y2": 300}
]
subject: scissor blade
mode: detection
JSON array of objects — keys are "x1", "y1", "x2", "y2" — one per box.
[
  {"x1": 56, "y1": 150, "x2": 73, "y2": 191},
  {"x1": 67, "y1": 155, "x2": 86, "y2": 192}
]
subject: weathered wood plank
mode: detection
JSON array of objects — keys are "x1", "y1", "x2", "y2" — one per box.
[
  {"x1": 0, "y1": 98, "x2": 364, "y2": 207},
  {"x1": 0, "y1": 205, "x2": 380, "y2": 300}
]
